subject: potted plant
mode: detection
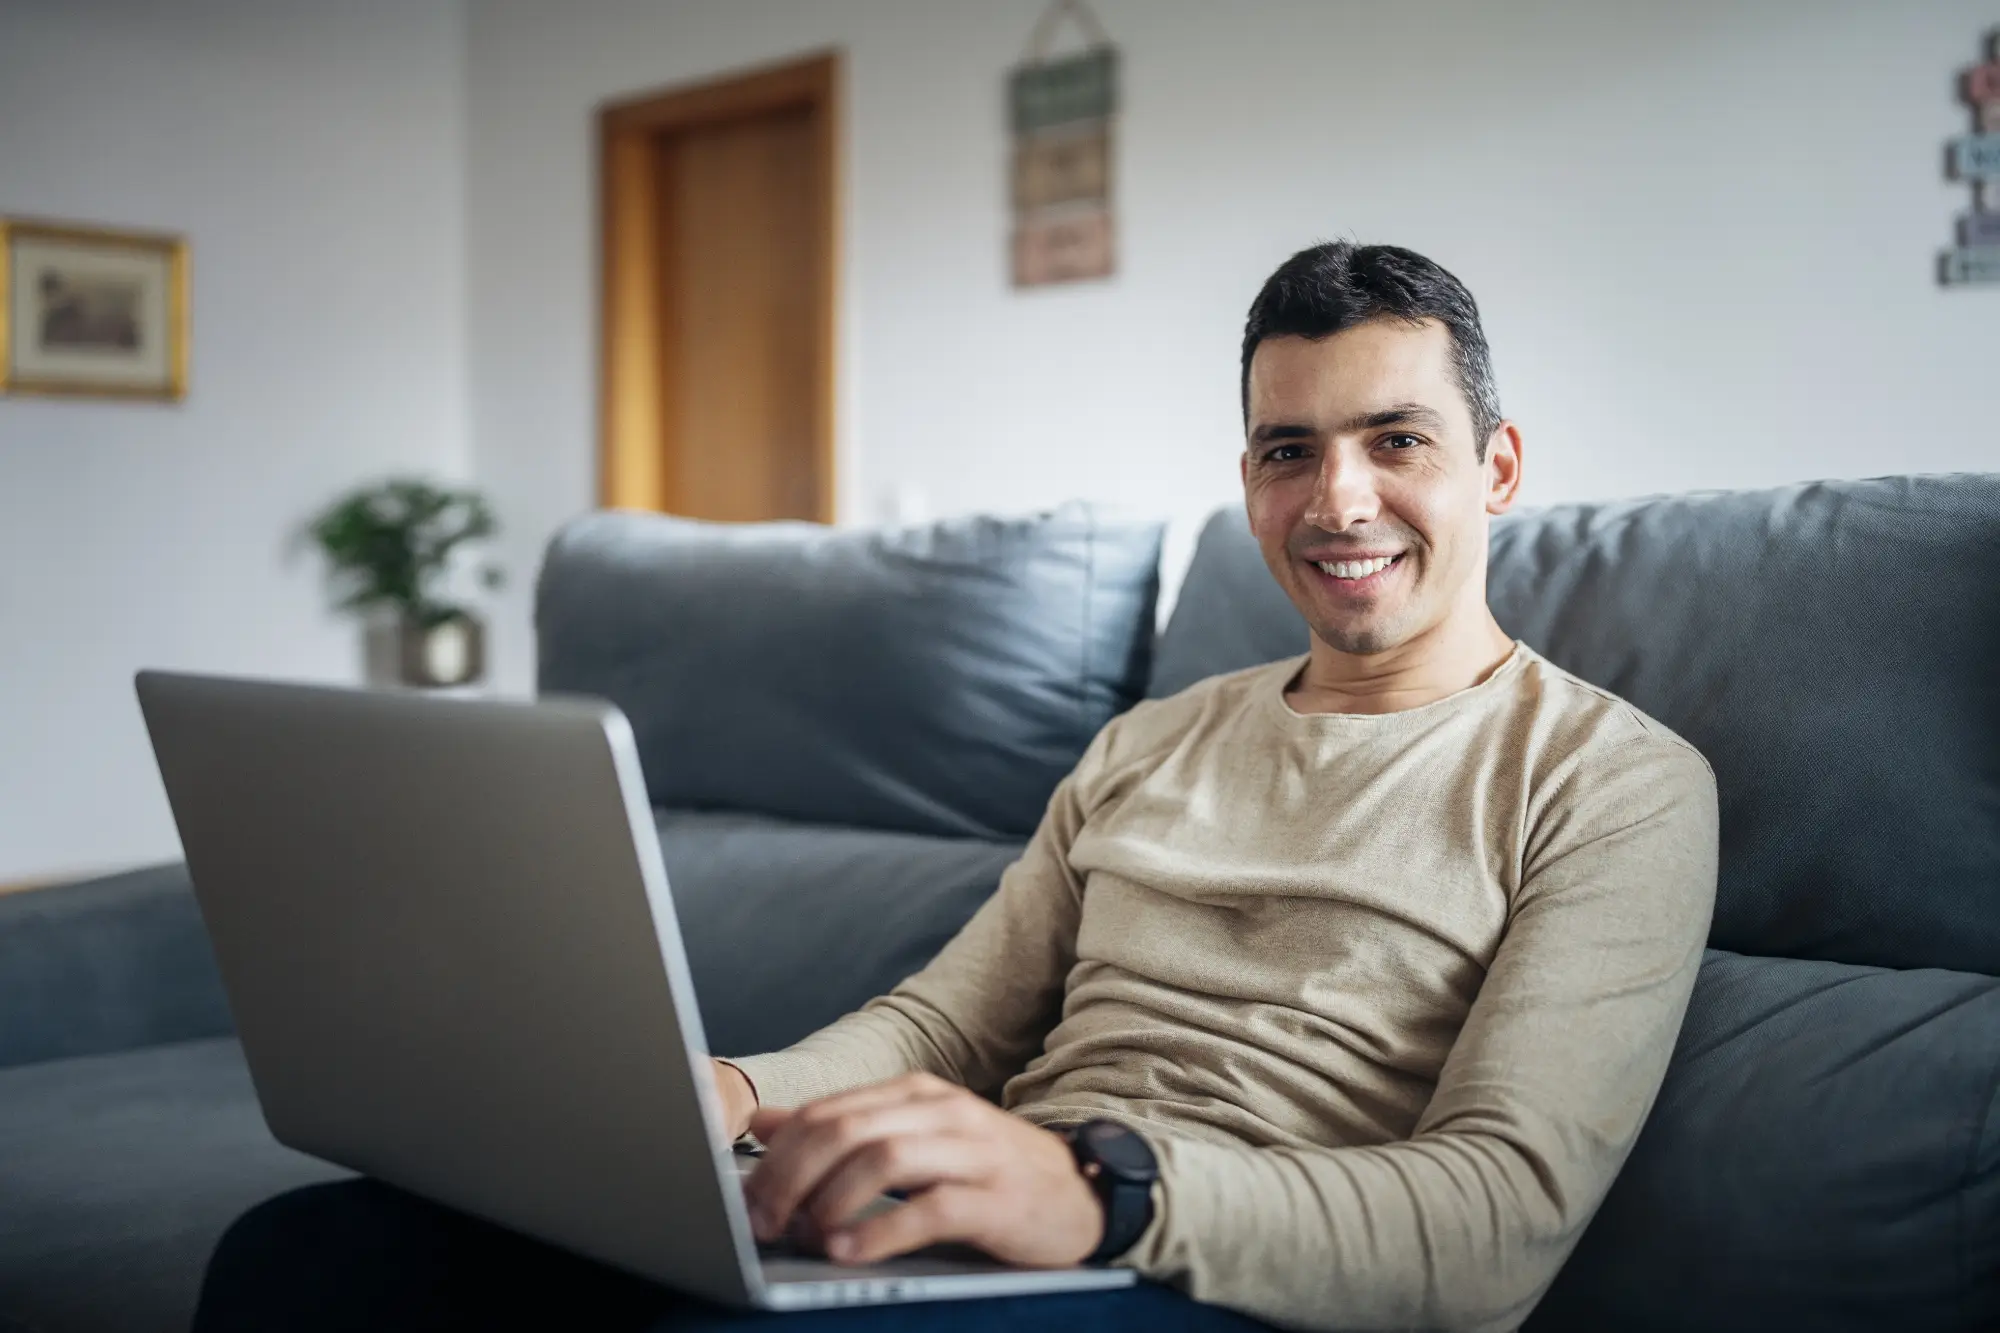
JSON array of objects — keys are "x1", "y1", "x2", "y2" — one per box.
[{"x1": 307, "y1": 478, "x2": 503, "y2": 688}]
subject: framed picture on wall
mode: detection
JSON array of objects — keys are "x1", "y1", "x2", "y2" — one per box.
[{"x1": 1, "y1": 218, "x2": 188, "y2": 400}]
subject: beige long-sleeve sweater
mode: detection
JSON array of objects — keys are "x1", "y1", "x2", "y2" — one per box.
[{"x1": 734, "y1": 644, "x2": 1719, "y2": 1332}]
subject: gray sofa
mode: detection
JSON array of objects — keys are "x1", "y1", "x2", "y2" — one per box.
[{"x1": 3, "y1": 476, "x2": 1996, "y2": 1332}]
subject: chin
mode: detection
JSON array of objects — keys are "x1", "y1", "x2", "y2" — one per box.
[
  {"x1": 1305, "y1": 603, "x2": 1424, "y2": 657},
  {"x1": 1313, "y1": 624, "x2": 1391, "y2": 656}
]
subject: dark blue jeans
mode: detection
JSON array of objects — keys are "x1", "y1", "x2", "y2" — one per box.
[{"x1": 192, "y1": 1180, "x2": 1275, "y2": 1332}]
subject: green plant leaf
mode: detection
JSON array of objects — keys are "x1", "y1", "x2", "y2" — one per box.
[{"x1": 305, "y1": 477, "x2": 503, "y2": 622}]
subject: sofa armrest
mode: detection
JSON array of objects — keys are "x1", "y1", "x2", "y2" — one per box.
[{"x1": 0, "y1": 862, "x2": 232, "y2": 1070}]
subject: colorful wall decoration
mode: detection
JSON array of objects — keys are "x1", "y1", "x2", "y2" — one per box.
[
  {"x1": 1008, "y1": 0, "x2": 1117, "y2": 288},
  {"x1": 1943, "y1": 31, "x2": 2000, "y2": 285}
]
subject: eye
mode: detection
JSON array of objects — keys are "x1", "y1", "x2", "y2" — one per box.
[
  {"x1": 1264, "y1": 444, "x2": 1310, "y2": 463},
  {"x1": 1380, "y1": 433, "x2": 1424, "y2": 451}
]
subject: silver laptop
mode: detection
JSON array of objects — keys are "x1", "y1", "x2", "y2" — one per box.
[{"x1": 135, "y1": 670, "x2": 1132, "y2": 1311}]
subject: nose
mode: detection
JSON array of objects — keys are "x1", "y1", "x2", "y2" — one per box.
[{"x1": 1303, "y1": 447, "x2": 1380, "y2": 533}]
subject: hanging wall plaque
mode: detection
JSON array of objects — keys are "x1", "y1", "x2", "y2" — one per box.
[
  {"x1": 1009, "y1": 0, "x2": 1118, "y2": 287},
  {"x1": 1942, "y1": 30, "x2": 2000, "y2": 286}
]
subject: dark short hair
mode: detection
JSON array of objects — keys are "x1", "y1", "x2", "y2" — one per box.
[{"x1": 1240, "y1": 242, "x2": 1502, "y2": 455}]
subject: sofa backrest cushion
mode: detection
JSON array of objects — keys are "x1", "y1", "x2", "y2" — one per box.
[
  {"x1": 655, "y1": 809, "x2": 1020, "y2": 1057},
  {"x1": 0, "y1": 864, "x2": 234, "y2": 1070},
  {"x1": 537, "y1": 506, "x2": 1163, "y2": 841},
  {"x1": 1149, "y1": 506, "x2": 1303, "y2": 699},
  {"x1": 1150, "y1": 475, "x2": 2000, "y2": 976}
]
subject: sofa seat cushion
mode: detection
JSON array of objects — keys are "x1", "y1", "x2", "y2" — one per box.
[
  {"x1": 1529, "y1": 950, "x2": 2000, "y2": 1332},
  {"x1": 537, "y1": 507, "x2": 1163, "y2": 842},
  {"x1": 656, "y1": 808, "x2": 1020, "y2": 1057},
  {"x1": 0, "y1": 1037, "x2": 346, "y2": 1333}
]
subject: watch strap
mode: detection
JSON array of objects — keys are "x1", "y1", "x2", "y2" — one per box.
[{"x1": 1089, "y1": 1171, "x2": 1154, "y2": 1264}]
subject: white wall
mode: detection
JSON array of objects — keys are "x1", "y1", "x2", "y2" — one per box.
[
  {"x1": 7, "y1": 0, "x2": 1989, "y2": 878},
  {"x1": 467, "y1": 0, "x2": 1998, "y2": 697},
  {"x1": 0, "y1": 0, "x2": 468, "y2": 882}
]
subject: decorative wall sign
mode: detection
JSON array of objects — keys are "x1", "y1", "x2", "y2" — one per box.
[
  {"x1": 1009, "y1": 0, "x2": 1117, "y2": 288},
  {"x1": 1949, "y1": 132, "x2": 2000, "y2": 178},
  {"x1": 1942, "y1": 31, "x2": 2000, "y2": 287},
  {"x1": 0, "y1": 217, "x2": 188, "y2": 398},
  {"x1": 1963, "y1": 210, "x2": 2000, "y2": 247}
]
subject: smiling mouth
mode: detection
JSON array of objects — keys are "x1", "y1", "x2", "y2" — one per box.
[{"x1": 1309, "y1": 552, "x2": 1406, "y2": 586}]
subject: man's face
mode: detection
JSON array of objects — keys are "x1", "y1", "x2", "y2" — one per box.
[{"x1": 1241, "y1": 319, "x2": 1518, "y2": 658}]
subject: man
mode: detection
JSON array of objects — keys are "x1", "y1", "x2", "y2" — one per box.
[{"x1": 713, "y1": 242, "x2": 1719, "y2": 1332}]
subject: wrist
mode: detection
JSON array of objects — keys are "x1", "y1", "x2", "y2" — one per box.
[
  {"x1": 1059, "y1": 1145, "x2": 1108, "y2": 1263},
  {"x1": 714, "y1": 1059, "x2": 759, "y2": 1134}
]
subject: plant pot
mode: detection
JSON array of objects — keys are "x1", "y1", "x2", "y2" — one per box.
[{"x1": 398, "y1": 613, "x2": 486, "y2": 688}]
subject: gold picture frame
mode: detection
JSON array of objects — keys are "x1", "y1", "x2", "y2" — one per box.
[{"x1": 0, "y1": 217, "x2": 188, "y2": 401}]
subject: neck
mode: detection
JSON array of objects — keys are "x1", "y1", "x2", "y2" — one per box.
[{"x1": 1286, "y1": 606, "x2": 1517, "y2": 716}]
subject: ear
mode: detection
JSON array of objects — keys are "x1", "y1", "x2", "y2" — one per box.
[{"x1": 1483, "y1": 422, "x2": 1524, "y2": 516}]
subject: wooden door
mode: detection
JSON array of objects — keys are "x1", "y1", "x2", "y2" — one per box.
[{"x1": 599, "y1": 54, "x2": 838, "y2": 523}]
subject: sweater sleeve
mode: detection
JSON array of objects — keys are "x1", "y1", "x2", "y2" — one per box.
[
  {"x1": 1117, "y1": 736, "x2": 1720, "y2": 1333},
  {"x1": 727, "y1": 732, "x2": 1104, "y2": 1109}
]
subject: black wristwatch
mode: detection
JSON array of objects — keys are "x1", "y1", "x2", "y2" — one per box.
[{"x1": 1063, "y1": 1119, "x2": 1158, "y2": 1265}]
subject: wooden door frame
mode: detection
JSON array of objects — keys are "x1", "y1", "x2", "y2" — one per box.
[{"x1": 597, "y1": 51, "x2": 841, "y2": 522}]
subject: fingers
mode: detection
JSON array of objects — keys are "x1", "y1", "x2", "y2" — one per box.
[
  {"x1": 744, "y1": 1074, "x2": 968, "y2": 1241},
  {"x1": 802, "y1": 1132, "x2": 988, "y2": 1235},
  {"x1": 751, "y1": 1073, "x2": 960, "y2": 1167},
  {"x1": 826, "y1": 1185, "x2": 977, "y2": 1265},
  {"x1": 747, "y1": 1104, "x2": 795, "y2": 1142},
  {"x1": 741, "y1": 1082, "x2": 1101, "y2": 1270},
  {"x1": 772, "y1": 1073, "x2": 960, "y2": 1129},
  {"x1": 747, "y1": 1094, "x2": 966, "y2": 1240},
  {"x1": 748, "y1": 1073, "x2": 945, "y2": 1143}
]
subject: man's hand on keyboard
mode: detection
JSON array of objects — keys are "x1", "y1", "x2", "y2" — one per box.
[{"x1": 741, "y1": 1072, "x2": 1103, "y2": 1269}]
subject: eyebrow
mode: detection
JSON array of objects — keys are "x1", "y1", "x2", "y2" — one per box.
[
  {"x1": 1340, "y1": 403, "x2": 1448, "y2": 434},
  {"x1": 1248, "y1": 402, "x2": 1448, "y2": 446},
  {"x1": 1247, "y1": 422, "x2": 1315, "y2": 446}
]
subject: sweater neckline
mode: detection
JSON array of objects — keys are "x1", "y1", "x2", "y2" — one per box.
[{"x1": 1261, "y1": 640, "x2": 1532, "y2": 729}]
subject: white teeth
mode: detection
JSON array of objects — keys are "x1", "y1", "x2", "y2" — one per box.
[{"x1": 1317, "y1": 555, "x2": 1397, "y2": 580}]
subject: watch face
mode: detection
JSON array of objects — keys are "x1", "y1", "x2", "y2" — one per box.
[{"x1": 1082, "y1": 1120, "x2": 1157, "y2": 1180}]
